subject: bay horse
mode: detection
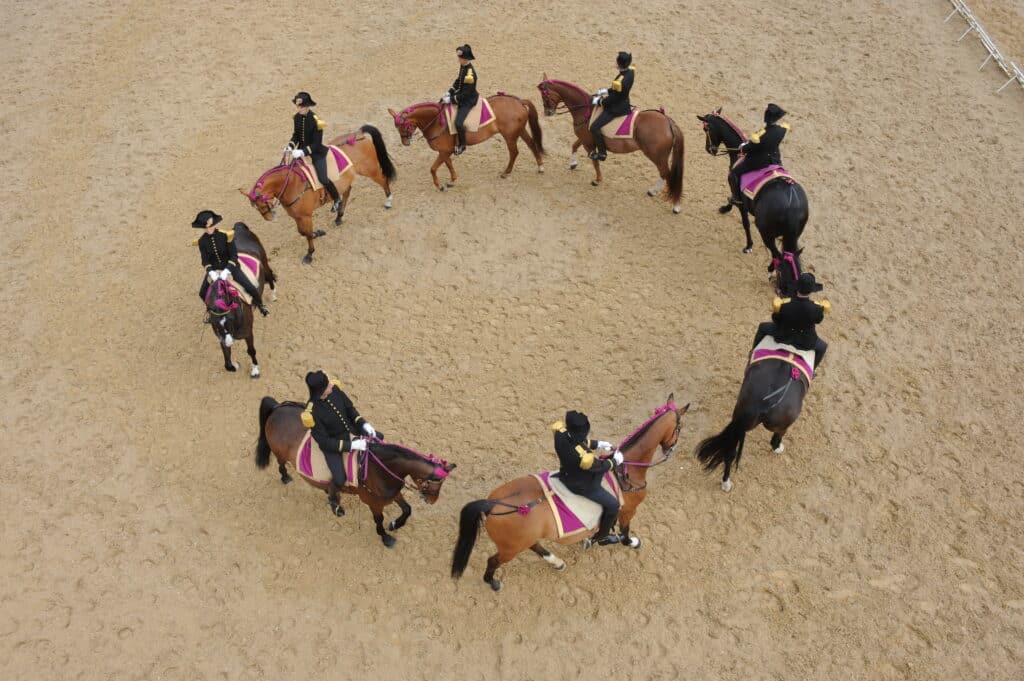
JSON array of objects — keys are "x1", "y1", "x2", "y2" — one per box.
[
  {"x1": 537, "y1": 75, "x2": 684, "y2": 214},
  {"x1": 451, "y1": 396, "x2": 688, "y2": 591},
  {"x1": 697, "y1": 108, "x2": 808, "y2": 265},
  {"x1": 203, "y1": 222, "x2": 277, "y2": 377},
  {"x1": 241, "y1": 124, "x2": 397, "y2": 264},
  {"x1": 387, "y1": 93, "x2": 544, "y2": 191},
  {"x1": 694, "y1": 354, "x2": 810, "y2": 493},
  {"x1": 255, "y1": 397, "x2": 456, "y2": 547}
]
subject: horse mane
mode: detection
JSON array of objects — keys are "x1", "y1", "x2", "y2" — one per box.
[
  {"x1": 620, "y1": 414, "x2": 661, "y2": 451},
  {"x1": 402, "y1": 102, "x2": 441, "y2": 115},
  {"x1": 278, "y1": 400, "x2": 306, "y2": 409},
  {"x1": 544, "y1": 79, "x2": 590, "y2": 102},
  {"x1": 712, "y1": 112, "x2": 748, "y2": 142}
]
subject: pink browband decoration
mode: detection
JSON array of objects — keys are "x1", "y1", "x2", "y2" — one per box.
[{"x1": 616, "y1": 402, "x2": 677, "y2": 451}]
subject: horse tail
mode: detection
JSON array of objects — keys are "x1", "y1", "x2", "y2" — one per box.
[
  {"x1": 694, "y1": 412, "x2": 751, "y2": 473},
  {"x1": 666, "y1": 118, "x2": 684, "y2": 205},
  {"x1": 451, "y1": 499, "x2": 496, "y2": 579},
  {"x1": 256, "y1": 396, "x2": 280, "y2": 469},
  {"x1": 521, "y1": 98, "x2": 545, "y2": 156},
  {"x1": 780, "y1": 183, "x2": 808, "y2": 254},
  {"x1": 360, "y1": 124, "x2": 397, "y2": 182}
]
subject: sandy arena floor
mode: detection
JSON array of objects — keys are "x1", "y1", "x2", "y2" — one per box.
[{"x1": 2, "y1": 1, "x2": 1023, "y2": 679}]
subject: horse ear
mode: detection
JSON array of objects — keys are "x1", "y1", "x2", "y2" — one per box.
[
  {"x1": 680, "y1": 403, "x2": 690, "y2": 415},
  {"x1": 444, "y1": 462, "x2": 457, "y2": 472},
  {"x1": 543, "y1": 71, "x2": 548, "y2": 80},
  {"x1": 386, "y1": 108, "x2": 397, "y2": 117},
  {"x1": 237, "y1": 188, "x2": 248, "y2": 197},
  {"x1": 667, "y1": 392, "x2": 675, "y2": 404},
  {"x1": 715, "y1": 106, "x2": 722, "y2": 114},
  {"x1": 696, "y1": 115, "x2": 705, "y2": 122}
]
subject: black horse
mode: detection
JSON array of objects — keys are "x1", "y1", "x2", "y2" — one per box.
[
  {"x1": 697, "y1": 108, "x2": 809, "y2": 270},
  {"x1": 203, "y1": 222, "x2": 277, "y2": 377},
  {"x1": 694, "y1": 356, "x2": 809, "y2": 493}
]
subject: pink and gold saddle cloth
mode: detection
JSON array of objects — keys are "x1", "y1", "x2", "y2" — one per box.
[
  {"x1": 591, "y1": 106, "x2": 638, "y2": 139},
  {"x1": 294, "y1": 145, "x2": 354, "y2": 192},
  {"x1": 295, "y1": 430, "x2": 362, "y2": 486},
  {"x1": 441, "y1": 98, "x2": 496, "y2": 134},
  {"x1": 531, "y1": 470, "x2": 623, "y2": 539}
]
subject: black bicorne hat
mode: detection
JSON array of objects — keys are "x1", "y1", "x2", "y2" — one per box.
[
  {"x1": 797, "y1": 272, "x2": 822, "y2": 295},
  {"x1": 191, "y1": 210, "x2": 223, "y2": 229},
  {"x1": 293, "y1": 91, "x2": 317, "y2": 107},
  {"x1": 565, "y1": 410, "x2": 591, "y2": 441},
  {"x1": 616, "y1": 51, "x2": 632, "y2": 68},
  {"x1": 456, "y1": 44, "x2": 475, "y2": 60},
  {"x1": 305, "y1": 370, "x2": 329, "y2": 400},
  {"x1": 764, "y1": 103, "x2": 786, "y2": 124}
]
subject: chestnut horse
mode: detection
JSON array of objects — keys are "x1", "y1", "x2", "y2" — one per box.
[
  {"x1": 537, "y1": 75, "x2": 684, "y2": 214},
  {"x1": 256, "y1": 397, "x2": 456, "y2": 547},
  {"x1": 451, "y1": 396, "x2": 688, "y2": 591},
  {"x1": 387, "y1": 93, "x2": 544, "y2": 191},
  {"x1": 202, "y1": 222, "x2": 277, "y2": 377},
  {"x1": 697, "y1": 108, "x2": 808, "y2": 265},
  {"x1": 241, "y1": 125, "x2": 397, "y2": 264}
]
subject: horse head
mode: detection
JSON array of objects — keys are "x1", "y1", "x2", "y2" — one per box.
[
  {"x1": 659, "y1": 393, "x2": 691, "y2": 458},
  {"x1": 240, "y1": 178, "x2": 278, "y2": 221},
  {"x1": 697, "y1": 107, "x2": 727, "y2": 155},
  {"x1": 205, "y1": 277, "x2": 243, "y2": 347},
  {"x1": 536, "y1": 74, "x2": 562, "y2": 116},
  {"x1": 388, "y1": 106, "x2": 424, "y2": 146},
  {"x1": 375, "y1": 442, "x2": 456, "y2": 504}
]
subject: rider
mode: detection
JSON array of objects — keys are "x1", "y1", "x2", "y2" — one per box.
[
  {"x1": 589, "y1": 51, "x2": 635, "y2": 161},
  {"x1": 728, "y1": 103, "x2": 789, "y2": 206},
  {"x1": 445, "y1": 44, "x2": 478, "y2": 156},
  {"x1": 752, "y1": 272, "x2": 830, "y2": 369},
  {"x1": 552, "y1": 410, "x2": 623, "y2": 547},
  {"x1": 286, "y1": 92, "x2": 342, "y2": 213},
  {"x1": 193, "y1": 210, "x2": 268, "y2": 316},
  {"x1": 301, "y1": 370, "x2": 380, "y2": 516}
]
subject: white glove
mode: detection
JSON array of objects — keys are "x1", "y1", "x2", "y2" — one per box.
[
  {"x1": 349, "y1": 438, "x2": 368, "y2": 452},
  {"x1": 596, "y1": 441, "x2": 613, "y2": 452},
  {"x1": 597, "y1": 88, "x2": 609, "y2": 96},
  {"x1": 207, "y1": 270, "x2": 219, "y2": 282},
  {"x1": 291, "y1": 148, "x2": 305, "y2": 159},
  {"x1": 612, "y1": 450, "x2": 624, "y2": 466},
  {"x1": 219, "y1": 269, "x2": 230, "y2": 280},
  {"x1": 362, "y1": 423, "x2": 376, "y2": 438},
  {"x1": 283, "y1": 144, "x2": 294, "y2": 153},
  {"x1": 591, "y1": 96, "x2": 601, "y2": 106},
  {"x1": 442, "y1": 93, "x2": 451, "y2": 104}
]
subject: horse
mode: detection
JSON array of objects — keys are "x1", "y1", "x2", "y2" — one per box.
[
  {"x1": 694, "y1": 352, "x2": 810, "y2": 493},
  {"x1": 202, "y1": 222, "x2": 277, "y2": 378},
  {"x1": 387, "y1": 93, "x2": 544, "y2": 191},
  {"x1": 255, "y1": 397, "x2": 456, "y2": 547},
  {"x1": 241, "y1": 125, "x2": 397, "y2": 264},
  {"x1": 696, "y1": 108, "x2": 809, "y2": 266},
  {"x1": 537, "y1": 75, "x2": 684, "y2": 214},
  {"x1": 451, "y1": 396, "x2": 688, "y2": 591}
]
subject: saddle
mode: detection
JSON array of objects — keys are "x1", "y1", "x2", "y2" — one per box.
[
  {"x1": 590, "y1": 105, "x2": 638, "y2": 139},
  {"x1": 294, "y1": 146, "x2": 354, "y2": 192},
  {"x1": 441, "y1": 99, "x2": 495, "y2": 134},
  {"x1": 531, "y1": 470, "x2": 623, "y2": 539},
  {"x1": 738, "y1": 163, "x2": 795, "y2": 201},
  {"x1": 750, "y1": 335, "x2": 815, "y2": 384},
  {"x1": 295, "y1": 430, "x2": 363, "y2": 486}
]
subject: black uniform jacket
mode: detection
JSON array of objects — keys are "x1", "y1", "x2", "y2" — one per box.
[
  {"x1": 310, "y1": 386, "x2": 366, "y2": 454},
  {"x1": 602, "y1": 66, "x2": 635, "y2": 116},
  {"x1": 771, "y1": 295, "x2": 826, "y2": 350},
  {"x1": 449, "y1": 63, "x2": 479, "y2": 107},
  {"x1": 291, "y1": 111, "x2": 327, "y2": 157},
  {"x1": 742, "y1": 121, "x2": 789, "y2": 168},
  {"x1": 198, "y1": 229, "x2": 238, "y2": 271},
  {"x1": 552, "y1": 421, "x2": 611, "y2": 493}
]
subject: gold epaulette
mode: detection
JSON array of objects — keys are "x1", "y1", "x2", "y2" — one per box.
[
  {"x1": 328, "y1": 375, "x2": 342, "y2": 390},
  {"x1": 779, "y1": 121, "x2": 791, "y2": 131},
  {"x1": 190, "y1": 237, "x2": 200, "y2": 246},
  {"x1": 301, "y1": 402, "x2": 315, "y2": 428},
  {"x1": 463, "y1": 67, "x2": 475, "y2": 84},
  {"x1": 628, "y1": 65, "x2": 636, "y2": 71},
  {"x1": 576, "y1": 445, "x2": 595, "y2": 470},
  {"x1": 772, "y1": 296, "x2": 789, "y2": 313},
  {"x1": 610, "y1": 75, "x2": 623, "y2": 92},
  {"x1": 315, "y1": 114, "x2": 326, "y2": 131},
  {"x1": 817, "y1": 300, "x2": 832, "y2": 314},
  {"x1": 750, "y1": 127, "x2": 765, "y2": 144},
  {"x1": 222, "y1": 229, "x2": 235, "y2": 243},
  {"x1": 551, "y1": 420, "x2": 566, "y2": 433}
]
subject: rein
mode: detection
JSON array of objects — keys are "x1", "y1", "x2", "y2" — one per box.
[
  {"x1": 614, "y1": 402, "x2": 681, "y2": 492},
  {"x1": 703, "y1": 112, "x2": 748, "y2": 155},
  {"x1": 363, "y1": 439, "x2": 450, "y2": 496},
  {"x1": 206, "y1": 279, "x2": 240, "y2": 317},
  {"x1": 538, "y1": 80, "x2": 594, "y2": 121},
  {"x1": 248, "y1": 163, "x2": 308, "y2": 213},
  {"x1": 395, "y1": 103, "x2": 445, "y2": 143}
]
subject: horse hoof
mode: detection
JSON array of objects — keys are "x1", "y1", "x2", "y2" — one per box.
[
  {"x1": 280, "y1": 475, "x2": 292, "y2": 484},
  {"x1": 313, "y1": 230, "x2": 327, "y2": 238},
  {"x1": 773, "y1": 443, "x2": 785, "y2": 454},
  {"x1": 537, "y1": 165, "x2": 545, "y2": 174},
  {"x1": 499, "y1": 173, "x2": 509, "y2": 179},
  {"x1": 334, "y1": 217, "x2": 343, "y2": 227},
  {"x1": 721, "y1": 480, "x2": 734, "y2": 493},
  {"x1": 743, "y1": 247, "x2": 753, "y2": 254},
  {"x1": 382, "y1": 535, "x2": 397, "y2": 548},
  {"x1": 225, "y1": 362, "x2": 238, "y2": 372},
  {"x1": 302, "y1": 255, "x2": 313, "y2": 265},
  {"x1": 718, "y1": 204, "x2": 732, "y2": 214},
  {"x1": 490, "y1": 579, "x2": 502, "y2": 592},
  {"x1": 332, "y1": 506, "x2": 345, "y2": 518},
  {"x1": 270, "y1": 290, "x2": 278, "y2": 302},
  {"x1": 250, "y1": 365, "x2": 260, "y2": 379},
  {"x1": 569, "y1": 162, "x2": 578, "y2": 171},
  {"x1": 591, "y1": 180, "x2": 600, "y2": 187},
  {"x1": 672, "y1": 205, "x2": 681, "y2": 215},
  {"x1": 647, "y1": 189, "x2": 656, "y2": 197},
  {"x1": 554, "y1": 561, "x2": 566, "y2": 571},
  {"x1": 439, "y1": 185, "x2": 446, "y2": 192}
]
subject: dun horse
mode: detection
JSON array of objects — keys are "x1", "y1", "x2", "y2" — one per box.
[
  {"x1": 202, "y1": 222, "x2": 276, "y2": 377},
  {"x1": 242, "y1": 125, "x2": 397, "y2": 264},
  {"x1": 256, "y1": 397, "x2": 455, "y2": 547},
  {"x1": 537, "y1": 75, "x2": 684, "y2": 213},
  {"x1": 388, "y1": 93, "x2": 544, "y2": 190},
  {"x1": 452, "y1": 396, "x2": 687, "y2": 591},
  {"x1": 697, "y1": 108, "x2": 808, "y2": 265}
]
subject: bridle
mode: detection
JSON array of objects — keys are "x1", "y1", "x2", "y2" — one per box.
[
  {"x1": 247, "y1": 162, "x2": 308, "y2": 216},
  {"x1": 393, "y1": 104, "x2": 445, "y2": 143},
  {"x1": 537, "y1": 80, "x2": 593, "y2": 122},
  {"x1": 363, "y1": 440, "x2": 451, "y2": 501},
  {"x1": 701, "y1": 112, "x2": 747, "y2": 156},
  {"x1": 615, "y1": 404, "x2": 684, "y2": 492},
  {"x1": 205, "y1": 279, "x2": 243, "y2": 342}
]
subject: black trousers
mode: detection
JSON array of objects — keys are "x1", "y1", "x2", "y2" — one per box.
[
  {"x1": 589, "y1": 110, "x2": 618, "y2": 151},
  {"x1": 729, "y1": 157, "x2": 760, "y2": 199},
  {"x1": 455, "y1": 102, "x2": 474, "y2": 131},
  {"x1": 312, "y1": 152, "x2": 340, "y2": 201},
  {"x1": 199, "y1": 264, "x2": 261, "y2": 303},
  {"x1": 752, "y1": 322, "x2": 827, "y2": 369},
  {"x1": 572, "y1": 484, "x2": 620, "y2": 536},
  {"x1": 323, "y1": 449, "x2": 348, "y2": 488}
]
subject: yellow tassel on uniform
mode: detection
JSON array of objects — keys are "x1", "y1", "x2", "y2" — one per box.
[
  {"x1": 772, "y1": 297, "x2": 788, "y2": 313},
  {"x1": 576, "y1": 445, "x2": 595, "y2": 470},
  {"x1": 301, "y1": 402, "x2": 315, "y2": 428}
]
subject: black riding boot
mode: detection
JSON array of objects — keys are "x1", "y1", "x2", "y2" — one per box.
[
  {"x1": 813, "y1": 339, "x2": 828, "y2": 369},
  {"x1": 454, "y1": 128, "x2": 467, "y2": 155},
  {"x1": 728, "y1": 172, "x2": 744, "y2": 206},
  {"x1": 325, "y1": 182, "x2": 341, "y2": 213},
  {"x1": 325, "y1": 453, "x2": 348, "y2": 516},
  {"x1": 589, "y1": 132, "x2": 607, "y2": 161}
]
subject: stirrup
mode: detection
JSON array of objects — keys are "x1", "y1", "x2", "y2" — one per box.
[
  {"x1": 453, "y1": 145, "x2": 465, "y2": 156},
  {"x1": 728, "y1": 196, "x2": 744, "y2": 206},
  {"x1": 584, "y1": 534, "x2": 620, "y2": 549}
]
